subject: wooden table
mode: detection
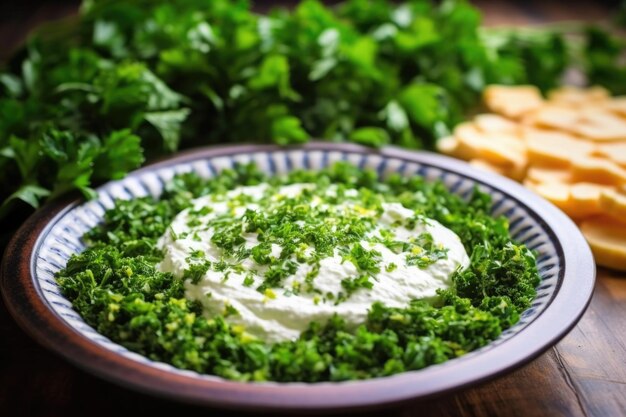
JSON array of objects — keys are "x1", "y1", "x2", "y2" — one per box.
[{"x1": 1, "y1": 1, "x2": 625, "y2": 416}]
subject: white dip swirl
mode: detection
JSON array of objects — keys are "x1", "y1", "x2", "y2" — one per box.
[{"x1": 157, "y1": 183, "x2": 470, "y2": 343}]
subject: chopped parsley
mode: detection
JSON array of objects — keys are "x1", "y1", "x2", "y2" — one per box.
[
  {"x1": 343, "y1": 244, "x2": 382, "y2": 276},
  {"x1": 56, "y1": 162, "x2": 540, "y2": 382},
  {"x1": 340, "y1": 275, "x2": 375, "y2": 301},
  {"x1": 404, "y1": 233, "x2": 449, "y2": 268},
  {"x1": 385, "y1": 263, "x2": 398, "y2": 273},
  {"x1": 182, "y1": 261, "x2": 211, "y2": 284}
]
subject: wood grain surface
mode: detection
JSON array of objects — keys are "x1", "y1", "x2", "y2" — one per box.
[{"x1": 1, "y1": 1, "x2": 624, "y2": 417}]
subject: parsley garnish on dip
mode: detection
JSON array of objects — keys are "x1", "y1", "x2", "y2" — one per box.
[
  {"x1": 158, "y1": 183, "x2": 469, "y2": 342},
  {"x1": 56, "y1": 162, "x2": 540, "y2": 382}
]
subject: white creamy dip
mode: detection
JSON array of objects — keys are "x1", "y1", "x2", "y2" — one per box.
[{"x1": 157, "y1": 183, "x2": 470, "y2": 343}]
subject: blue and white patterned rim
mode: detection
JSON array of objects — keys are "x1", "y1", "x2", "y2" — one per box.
[{"x1": 33, "y1": 147, "x2": 562, "y2": 384}]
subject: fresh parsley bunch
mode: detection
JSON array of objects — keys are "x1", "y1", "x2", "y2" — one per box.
[{"x1": 1, "y1": 0, "x2": 624, "y2": 250}]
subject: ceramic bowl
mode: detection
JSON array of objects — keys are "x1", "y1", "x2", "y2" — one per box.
[{"x1": 0, "y1": 142, "x2": 595, "y2": 412}]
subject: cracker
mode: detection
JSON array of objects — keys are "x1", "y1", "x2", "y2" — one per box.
[
  {"x1": 474, "y1": 114, "x2": 519, "y2": 134},
  {"x1": 525, "y1": 166, "x2": 572, "y2": 184},
  {"x1": 604, "y1": 97, "x2": 626, "y2": 118},
  {"x1": 599, "y1": 188, "x2": 626, "y2": 222},
  {"x1": 571, "y1": 156, "x2": 626, "y2": 185},
  {"x1": 580, "y1": 216, "x2": 626, "y2": 271},
  {"x1": 530, "y1": 105, "x2": 580, "y2": 131},
  {"x1": 437, "y1": 136, "x2": 460, "y2": 156},
  {"x1": 454, "y1": 123, "x2": 526, "y2": 169},
  {"x1": 548, "y1": 85, "x2": 610, "y2": 107},
  {"x1": 525, "y1": 129, "x2": 596, "y2": 167},
  {"x1": 483, "y1": 85, "x2": 544, "y2": 119},
  {"x1": 595, "y1": 142, "x2": 626, "y2": 166}
]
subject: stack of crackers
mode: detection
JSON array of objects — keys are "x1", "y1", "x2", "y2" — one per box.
[{"x1": 438, "y1": 85, "x2": 626, "y2": 271}]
